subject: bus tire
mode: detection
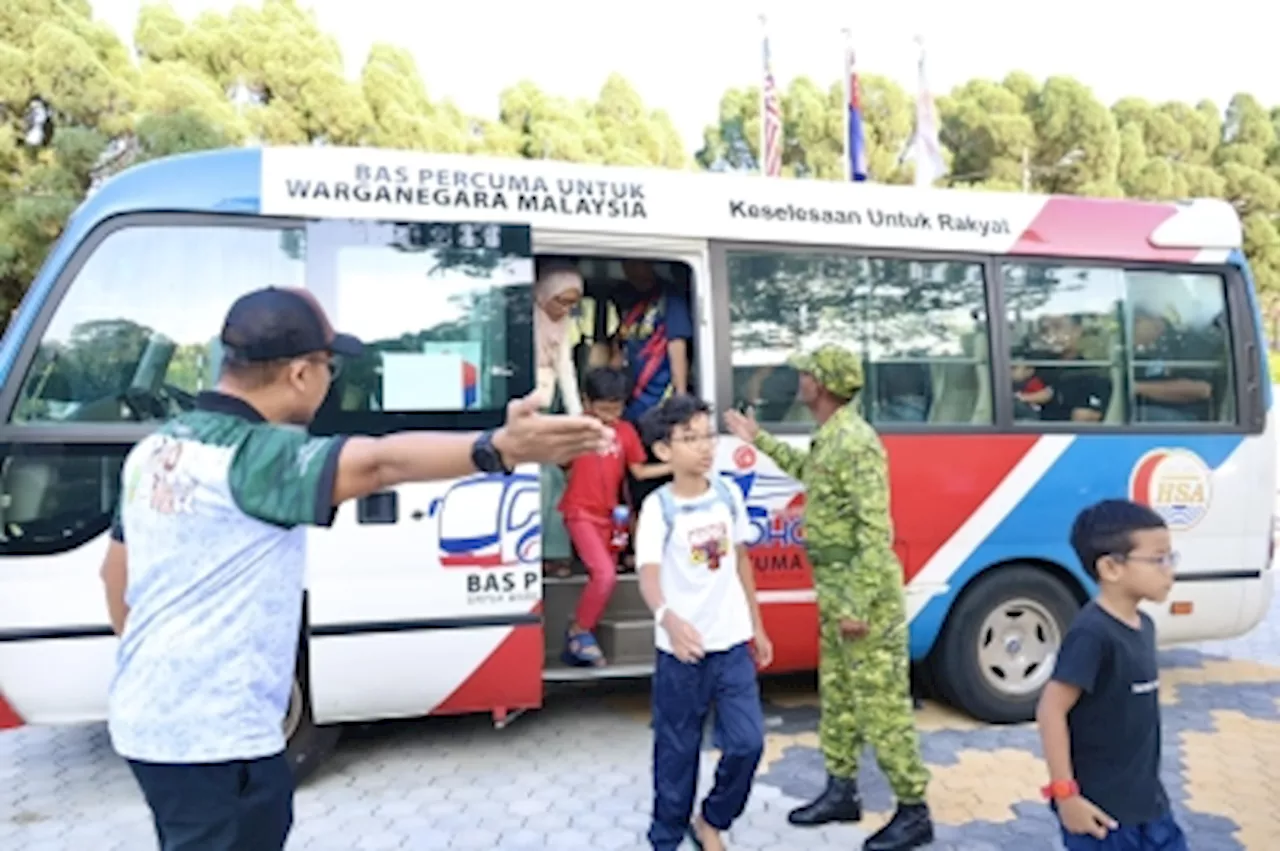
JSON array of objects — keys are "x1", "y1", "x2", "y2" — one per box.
[
  {"x1": 932, "y1": 565, "x2": 1080, "y2": 724},
  {"x1": 284, "y1": 657, "x2": 341, "y2": 785}
]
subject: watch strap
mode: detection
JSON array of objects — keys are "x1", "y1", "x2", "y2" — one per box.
[
  {"x1": 471, "y1": 430, "x2": 512, "y2": 475},
  {"x1": 1041, "y1": 779, "x2": 1080, "y2": 801}
]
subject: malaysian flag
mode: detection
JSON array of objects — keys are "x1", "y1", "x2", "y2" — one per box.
[
  {"x1": 759, "y1": 16, "x2": 783, "y2": 177},
  {"x1": 843, "y1": 30, "x2": 869, "y2": 182}
]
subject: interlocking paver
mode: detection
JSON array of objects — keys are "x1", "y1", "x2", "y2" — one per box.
[{"x1": 4, "y1": 588, "x2": 1280, "y2": 849}]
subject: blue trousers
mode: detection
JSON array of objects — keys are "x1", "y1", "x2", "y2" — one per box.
[
  {"x1": 1060, "y1": 812, "x2": 1188, "y2": 851},
  {"x1": 129, "y1": 752, "x2": 294, "y2": 851},
  {"x1": 649, "y1": 643, "x2": 765, "y2": 851}
]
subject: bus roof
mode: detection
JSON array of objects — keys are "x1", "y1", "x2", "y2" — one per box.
[{"x1": 70, "y1": 146, "x2": 1240, "y2": 266}]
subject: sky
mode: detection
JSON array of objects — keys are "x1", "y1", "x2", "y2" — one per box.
[{"x1": 91, "y1": 0, "x2": 1276, "y2": 155}]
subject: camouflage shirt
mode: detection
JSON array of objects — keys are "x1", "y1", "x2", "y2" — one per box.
[{"x1": 755, "y1": 405, "x2": 901, "y2": 621}]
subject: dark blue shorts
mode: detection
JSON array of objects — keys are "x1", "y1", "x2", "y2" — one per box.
[{"x1": 1060, "y1": 811, "x2": 1188, "y2": 851}]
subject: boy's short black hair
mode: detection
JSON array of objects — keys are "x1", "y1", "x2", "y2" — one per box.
[
  {"x1": 583, "y1": 367, "x2": 629, "y2": 403},
  {"x1": 1069, "y1": 499, "x2": 1168, "y2": 580},
  {"x1": 639, "y1": 393, "x2": 711, "y2": 445}
]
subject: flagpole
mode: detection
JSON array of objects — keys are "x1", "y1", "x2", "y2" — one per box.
[
  {"x1": 841, "y1": 28, "x2": 852, "y2": 183},
  {"x1": 759, "y1": 13, "x2": 768, "y2": 176}
]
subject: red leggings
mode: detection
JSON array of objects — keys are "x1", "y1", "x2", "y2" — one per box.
[{"x1": 566, "y1": 517, "x2": 618, "y2": 630}]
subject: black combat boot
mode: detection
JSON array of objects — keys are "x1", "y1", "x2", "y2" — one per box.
[
  {"x1": 786, "y1": 775, "x2": 862, "y2": 826},
  {"x1": 863, "y1": 801, "x2": 934, "y2": 851}
]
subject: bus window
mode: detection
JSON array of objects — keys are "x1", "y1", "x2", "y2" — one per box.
[
  {"x1": 306, "y1": 221, "x2": 533, "y2": 431},
  {"x1": 11, "y1": 225, "x2": 306, "y2": 425},
  {"x1": 1002, "y1": 262, "x2": 1235, "y2": 425},
  {"x1": 0, "y1": 444, "x2": 126, "y2": 555},
  {"x1": 725, "y1": 250, "x2": 991, "y2": 428}
]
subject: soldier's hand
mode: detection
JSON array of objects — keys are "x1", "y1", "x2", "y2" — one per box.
[
  {"x1": 839, "y1": 618, "x2": 870, "y2": 640},
  {"x1": 661, "y1": 610, "x2": 705, "y2": 663},
  {"x1": 723, "y1": 408, "x2": 759, "y2": 443}
]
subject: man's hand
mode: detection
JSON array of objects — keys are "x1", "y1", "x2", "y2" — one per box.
[
  {"x1": 661, "y1": 610, "x2": 705, "y2": 663},
  {"x1": 492, "y1": 393, "x2": 612, "y2": 467},
  {"x1": 1057, "y1": 795, "x2": 1118, "y2": 839},
  {"x1": 723, "y1": 408, "x2": 760, "y2": 443},
  {"x1": 839, "y1": 618, "x2": 870, "y2": 640},
  {"x1": 751, "y1": 628, "x2": 774, "y2": 669}
]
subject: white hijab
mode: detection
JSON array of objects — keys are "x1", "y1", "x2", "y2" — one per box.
[{"x1": 534, "y1": 266, "x2": 584, "y2": 368}]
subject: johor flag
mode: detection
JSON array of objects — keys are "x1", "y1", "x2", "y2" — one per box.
[{"x1": 844, "y1": 35, "x2": 869, "y2": 182}]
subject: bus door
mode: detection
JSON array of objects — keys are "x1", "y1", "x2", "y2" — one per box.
[{"x1": 300, "y1": 218, "x2": 545, "y2": 725}]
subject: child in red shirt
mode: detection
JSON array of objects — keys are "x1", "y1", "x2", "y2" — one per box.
[{"x1": 560, "y1": 368, "x2": 669, "y2": 667}]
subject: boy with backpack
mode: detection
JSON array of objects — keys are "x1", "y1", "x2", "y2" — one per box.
[
  {"x1": 634, "y1": 394, "x2": 772, "y2": 851},
  {"x1": 1036, "y1": 499, "x2": 1187, "y2": 850}
]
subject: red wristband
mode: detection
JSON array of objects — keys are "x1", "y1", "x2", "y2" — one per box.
[{"x1": 1041, "y1": 779, "x2": 1080, "y2": 801}]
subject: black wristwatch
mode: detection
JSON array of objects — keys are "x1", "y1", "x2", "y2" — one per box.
[{"x1": 471, "y1": 430, "x2": 513, "y2": 475}]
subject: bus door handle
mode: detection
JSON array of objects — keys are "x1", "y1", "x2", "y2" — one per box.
[{"x1": 356, "y1": 491, "x2": 399, "y2": 524}]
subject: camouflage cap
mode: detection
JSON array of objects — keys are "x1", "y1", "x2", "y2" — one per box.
[{"x1": 788, "y1": 344, "x2": 863, "y2": 398}]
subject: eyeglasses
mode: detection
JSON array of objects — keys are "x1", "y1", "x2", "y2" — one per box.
[
  {"x1": 1117, "y1": 552, "x2": 1180, "y2": 570},
  {"x1": 670, "y1": 432, "x2": 717, "y2": 447}
]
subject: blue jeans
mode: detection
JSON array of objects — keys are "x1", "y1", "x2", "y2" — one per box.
[
  {"x1": 649, "y1": 643, "x2": 765, "y2": 851},
  {"x1": 1060, "y1": 811, "x2": 1188, "y2": 850}
]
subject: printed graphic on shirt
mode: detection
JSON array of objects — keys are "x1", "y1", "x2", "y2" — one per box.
[
  {"x1": 129, "y1": 436, "x2": 198, "y2": 516},
  {"x1": 688, "y1": 520, "x2": 731, "y2": 571}
]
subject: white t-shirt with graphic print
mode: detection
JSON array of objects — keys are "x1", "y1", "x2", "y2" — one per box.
[{"x1": 634, "y1": 479, "x2": 754, "y2": 655}]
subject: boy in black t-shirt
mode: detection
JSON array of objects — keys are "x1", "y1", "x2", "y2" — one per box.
[{"x1": 1035, "y1": 500, "x2": 1188, "y2": 851}]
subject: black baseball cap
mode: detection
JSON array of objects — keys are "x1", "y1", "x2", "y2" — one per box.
[{"x1": 220, "y1": 287, "x2": 364, "y2": 362}]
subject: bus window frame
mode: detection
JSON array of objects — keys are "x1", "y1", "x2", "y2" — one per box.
[
  {"x1": 710, "y1": 241, "x2": 1265, "y2": 437},
  {"x1": 708, "y1": 239, "x2": 1008, "y2": 436},
  {"x1": 991, "y1": 253, "x2": 1263, "y2": 437},
  {"x1": 0, "y1": 212, "x2": 307, "y2": 446}
]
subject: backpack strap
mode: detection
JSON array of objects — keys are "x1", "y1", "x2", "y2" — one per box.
[
  {"x1": 657, "y1": 483, "x2": 678, "y2": 555},
  {"x1": 710, "y1": 474, "x2": 740, "y2": 524}
]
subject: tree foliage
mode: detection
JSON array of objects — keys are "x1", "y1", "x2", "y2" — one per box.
[{"x1": 5, "y1": 0, "x2": 1280, "y2": 344}]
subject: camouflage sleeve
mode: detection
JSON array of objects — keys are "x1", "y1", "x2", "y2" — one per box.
[
  {"x1": 753, "y1": 429, "x2": 809, "y2": 479},
  {"x1": 808, "y1": 424, "x2": 896, "y2": 623},
  {"x1": 229, "y1": 425, "x2": 348, "y2": 528}
]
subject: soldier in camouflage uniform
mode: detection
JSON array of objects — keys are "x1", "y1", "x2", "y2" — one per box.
[{"x1": 724, "y1": 344, "x2": 933, "y2": 851}]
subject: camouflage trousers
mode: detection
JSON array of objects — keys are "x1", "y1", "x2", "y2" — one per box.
[{"x1": 817, "y1": 599, "x2": 930, "y2": 803}]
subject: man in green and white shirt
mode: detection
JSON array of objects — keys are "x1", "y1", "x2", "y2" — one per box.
[{"x1": 101, "y1": 287, "x2": 610, "y2": 851}]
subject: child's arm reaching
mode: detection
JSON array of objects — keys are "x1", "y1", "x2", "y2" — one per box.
[{"x1": 630, "y1": 461, "x2": 672, "y2": 480}]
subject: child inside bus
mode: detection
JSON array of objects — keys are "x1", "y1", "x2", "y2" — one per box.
[
  {"x1": 1012, "y1": 355, "x2": 1054, "y2": 420},
  {"x1": 559, "y1": 367, "x2": 670, "y2": 667}
]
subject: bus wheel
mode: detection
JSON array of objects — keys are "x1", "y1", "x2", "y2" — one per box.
[
  {"x1": 284, "y1": 672, "x2": 341, "y2": 784},
  {"x1": 933, "y1": 566, "x2": 1079, "y2": 724}
]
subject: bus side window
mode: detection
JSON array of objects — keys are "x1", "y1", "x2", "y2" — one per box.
[
  {"x1": 10, "y1": 224, "x2": 306, "y2": 426},
  {"x1": 0, "y1": 445, "x2": 127, "y2": 555},
  {"x1": 1001, "y1": 262, "x2": 1236, "y2": 426},
  {"x1": 723, "y1": 249, "x2": 992, "y2": 429}
]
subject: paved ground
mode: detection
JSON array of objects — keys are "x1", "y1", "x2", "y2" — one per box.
[{"x1": 4, "y1": 592, "x2": 1280, "y2": 850}]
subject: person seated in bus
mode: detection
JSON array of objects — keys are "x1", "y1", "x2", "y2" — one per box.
[
  {"x1": 534, "y1": 261, "x2": 586, "y2": 578},
  {"x1": 873, "y1": 361, "x2": 932, "y2": 422},
  {"x1": 1036, "y1": 314, "x2": 1112, "y2": 423},
  {"x1": 1011, "y1": 355, "x2": 1054, "y2": 420},
  {"x1": 559, "y1": 367, "x2": 671, "y2": 667},
  {"x1": 1130, "y1": 305, "x2": 1217, "y2": 423}
]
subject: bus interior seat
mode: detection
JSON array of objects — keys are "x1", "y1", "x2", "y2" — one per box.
[
  {"x1": 969, "y1": 328, "x2": 993, "y2": 424},
  {"x1": 1, "y1": 457, "x2": 56, "y2": 525},
  {"x1": 928, "y1": 360, "x2": 977, "y2": 423},
  {"x1": 1105, "y1": 359, "x2": 1126, "y2": 424}
]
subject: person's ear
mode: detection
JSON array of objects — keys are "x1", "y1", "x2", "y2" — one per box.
[
  {"x1": 1095, "y1": 554, "x2": 1123, "y2": 583},
  {"x1": 286, "y1": 359, "x2": 309, "y2": 391},
  {"x1": 652, "y1": 440, "x2": 672, "y2": 463}
]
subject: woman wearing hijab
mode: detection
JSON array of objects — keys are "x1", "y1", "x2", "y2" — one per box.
[{"x1": 535, "y1": 262, "x2": 585, "y2": 578}]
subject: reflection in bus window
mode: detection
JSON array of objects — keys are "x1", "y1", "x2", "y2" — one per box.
[
  {"x1": 1002, "y1": 263, "x2": 1235, "y2": 425},
  {"x1": 725, "y1": 250, "x2": 991, "y2": 427},
  {"x1": 12, "y1": 225, "x2": 305, "y2": 425},
  {"x1": 309, "y1": 221, "x2": 534, "y2": 416}
]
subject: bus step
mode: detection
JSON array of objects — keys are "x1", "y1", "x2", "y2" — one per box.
[{"x1": 597, "y1": 617, "x2": 654, "y2": 666}]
